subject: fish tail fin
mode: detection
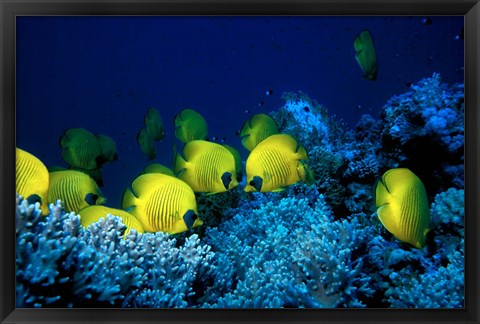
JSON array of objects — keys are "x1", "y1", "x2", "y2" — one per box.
[
  {"x1": 297, "y1": 161, "x2": 315, "y2": 185},
  {"x1": 295, "y1": 143, "x2": 308, "y2": 160}
]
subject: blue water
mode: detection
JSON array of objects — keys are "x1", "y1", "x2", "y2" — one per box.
[{"x1": 16, "y1": 16, "x2": 463, "y2": 208}]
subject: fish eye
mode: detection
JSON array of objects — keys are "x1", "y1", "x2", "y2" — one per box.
[
  {"x1": 85, "y1": 193, "x2": 99, "y2": 205},
  {"x1": 184, "y1": 210, "x2": 197, "y2": 228},
  {"x1": 221, "y1": 172, "x2": 233, "y2": 190},
  {"x1": 249, "y1": 176, "x2": 263, "y2": 192}
]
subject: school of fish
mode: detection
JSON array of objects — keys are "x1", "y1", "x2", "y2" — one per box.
[{"x1": 16, "y1": 31, "x2": 432, "y2": 247}]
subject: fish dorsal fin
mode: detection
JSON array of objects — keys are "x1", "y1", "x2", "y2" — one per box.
[
  {"x1": 130, "y1": 173, "x2": 164, "y2": 198},
  {"x1": 259, "y1": 134, "x2": 297, "y2": 153},
  {"x1": 182, "y1": 140, "x2": 207, "y2": 161}
]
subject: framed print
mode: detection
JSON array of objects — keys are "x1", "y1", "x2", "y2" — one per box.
[{"x1": 2, "y1": 0, "x2": 479, "y2": 323}]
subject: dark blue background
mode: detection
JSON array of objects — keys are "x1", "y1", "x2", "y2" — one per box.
[{"x1": 16, "y1": 16, "x2": 464, "y2": 207}]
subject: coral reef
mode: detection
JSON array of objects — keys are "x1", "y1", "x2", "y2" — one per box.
[
  {"x1": 15, "y1": 196, "x2": 229, "y2": 308},
  {"x1": 382, "y1": 73, "x2": 464, "y2": 150},
  {"x1": 16, "y1": 73, "x2": 464, "y2": 309},
  {"x1": 204, "y1": 194, "x2": 375, "y2": 307},
  {"x1": 380, "y1": 73, "x2": 464, "y2": 194}
]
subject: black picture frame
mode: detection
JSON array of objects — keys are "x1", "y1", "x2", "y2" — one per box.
[{"x1": 2, "y1": 0, "x2": 478, "y2": 323}]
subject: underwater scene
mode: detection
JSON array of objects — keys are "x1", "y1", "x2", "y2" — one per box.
[{"x1": 15, "y1": 16, "x2": 464, "y2": 308}]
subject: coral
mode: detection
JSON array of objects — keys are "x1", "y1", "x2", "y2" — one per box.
[
  {"x1": 16, "y1": 78, "x2": 465, "y2": 309},
  {"x1": 378, "y1": 73, "x2": 464, "y2": 195},
  {"x1": 344, "y1": 183, "x2": 375, "y2": 215},
  {"x1": 387, "y1": 249, "x2": 464, "y2": 308},
  {"x1": 382, "y1": 73, "x2": 464, "y2": 150},
  {"x1": 362, "y1": 187, "x2": 464, "y2": 308},
  {"x1": 204, "y1": 196, "x2": 375, "y2": 307},
  {"x1": 15, "y1": 196, "x2": 228, "y2": 308},
  {"x1": 275, "y1": 91, "x2": 334, "y2": 151},
  {"x1": 193, "y1": 187, "x2": 244, "y2": 238},
  {"x1": 384, "y1": 238, "x2": 464, "y2": 309},
  {"x1": 429, "y1": 188, "x2": 464, "y2": 232}
]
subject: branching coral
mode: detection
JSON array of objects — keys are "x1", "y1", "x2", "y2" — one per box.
[
  {"x1": 16, "y1": 76, "x2": 465, "y2": 309},
  {"x1": 204, "y1": 196, "x2": 375, "y2": 307},
  {"x1": 379, "y1": 73, "x2": 464, "y2": 194},
  {"x1": 15, "y1": 196, "x2": 229, "y2": 308},
  {"x1": 363, "y1": 188, "x2": 464, "y2": 308},
  {"x1": 382, "y1": 73, "x2": 464, "y2": 150}
]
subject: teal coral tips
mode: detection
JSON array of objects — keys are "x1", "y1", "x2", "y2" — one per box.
[
  {"x1": 78, "y1": 205, "x2": 145, "y2": 237},
  {"x1": 375, "y1": 168, "x2": 430, "y2": 248}
]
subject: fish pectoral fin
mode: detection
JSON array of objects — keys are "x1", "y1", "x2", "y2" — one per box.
[
  {"x1": 183, "y1": 140, "x2": 204, "y2": 160},
  {"x1": 124, "y1": 205, "x2": 136, "y2": 213},
  {"x1": 176, "y1": 167, "x2": 187, "y2": 178}
]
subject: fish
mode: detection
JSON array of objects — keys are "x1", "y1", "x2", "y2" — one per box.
[
  {"x1": 144, "y1": 107, "x2": 165, "y2": 141},
  {"x1": 16, "y1": 148, "x2": 50, "y2": 214},
  {"x1": 375, "y1": 168, "x2": 430, "y2": 248},
  {"x1": 142, "y1": 163, "x2": 175, "y2": 176},
  {"x1": 137, "y1": 128, "x2": 156, "y2": 160},
  {"x1": 174, "y1": 108, "x2": 208, "y2": 143},
  {"x1": 78, "y1": 205, "x2": 144, "y2": 236},
  {"x1": 47, "y1": 170, "x2": 106, "y2": 213},
  {"x1": 49, "y1": 165, "x2": 104, "y2": 187},
  {"x1": 69, "y1": 166, "x2": 104, "y2": 188},
  {"x1": 59, "y1": 128, "x2": 103, "y2": 170},
  {"x1": 223, "y1": 144, "x2": 243, "y2": 182},
  {"x1": 240, "y1": 114, "x2": 279, "y2": 151},
  {"x1": 121, "y1": 173, "x2": 202, "y2": 234},
  {"x1": 96, "y1": 134, "x2": 119, "y2": 164},
  {"x1": 174, "y1": 140, "x2": 238, "y2": 194},
  {"x1": 244, "y1": 134, "x2": 312, "y2": 192},
  {"x1": 353, "y1": 30, "x2": 378, "y2": 80}
]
